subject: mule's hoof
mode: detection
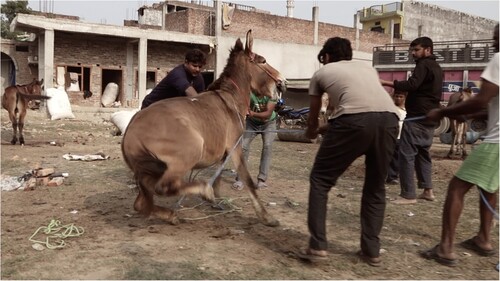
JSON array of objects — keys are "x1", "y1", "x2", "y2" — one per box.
[
  {"x1": 169, "y1": 216, "x2": 180, "y2": 225},
  {"x1": 10, "y1": 139, "x2": 16, "y2": 145},
  {"x1": 263, "y1": 218, "x2": 280, "y2": 227},
  {"x1": 201, "y1": 184, "x2": 216, "y2": 203}
]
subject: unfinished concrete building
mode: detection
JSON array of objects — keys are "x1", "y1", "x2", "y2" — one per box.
[{"x1": 3, "y1": 0, "x2": 494, "y2": 109}]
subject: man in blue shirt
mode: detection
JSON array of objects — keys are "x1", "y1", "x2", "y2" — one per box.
[{"x1": 141, "y1": 49, "x2": 207, "y2": 109}]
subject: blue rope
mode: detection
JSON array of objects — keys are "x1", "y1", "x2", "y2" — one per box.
[
  {"x1": 404, "y1": 116, "x2": 426, "y2": 122},
  {"x1": 244, "y1": 129, "x2": 306, "y2": 133},
  {"x1": 478, "y1": 188, "x2": 499, "y2": 220}
]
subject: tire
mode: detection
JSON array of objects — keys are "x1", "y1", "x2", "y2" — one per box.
[{"x1": 434, "y1": 117, "x2": 450, "y2": 137}]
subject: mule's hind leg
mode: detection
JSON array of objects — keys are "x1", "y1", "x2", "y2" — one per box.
[
  {"x1": 134, "y1": 181, "x2": 179, "y2": 225},
  {"x1": 231, "y1": 149, "x2": 279, "y2": 227},
  {"x1": 8, "y1": 110, "x2": 18, "y2": 145},
  {"x1": 18, "y1": 107, "x2": 27, "y2": 145}
]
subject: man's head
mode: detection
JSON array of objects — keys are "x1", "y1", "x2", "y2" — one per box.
[
  {"x1": 184, "y1": 49, "x2": 207, "y2": 77},
  {"x1": 410, "y1": 36, "x2": 434, "y2": 60},
  {"x1": 393, "y1": 90, "x2": 407, "y2": 107},
  {"x1": 493, "y1": 23, "x2": 499, "y2": 53},
  {"x1": 317, "y1": 37, "x2": 353, "y2": 64}
]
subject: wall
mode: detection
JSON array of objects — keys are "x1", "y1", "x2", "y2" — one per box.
[
  {"x1": 53, "y1": 32, "x2": 214, "y2": 107},
  {"x1": 403, "y1": 1, "x2": 497, "y2": 41},
  {"x1": 218, "y1": 9, "x2": 406, "y2": 53},
  {"x1": 0, "y1": 39, "x2": 38, "y2": 86},
  {"x1": 216, "y1": 36, "x2": 372, "y2": 81}
]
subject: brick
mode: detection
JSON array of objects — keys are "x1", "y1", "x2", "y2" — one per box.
[
  {"x1": 36, "y1": 176, "x2": 50, "y2": 186},
  {"x1": 47, "y1": 177, "x2": 64, "y2": 187},
  {"x1": 35, "y1": 168, "x2": 55, "y2": 177},
  {"x1": 25, "y1": 178, "x2": 37, "y2": 190}
]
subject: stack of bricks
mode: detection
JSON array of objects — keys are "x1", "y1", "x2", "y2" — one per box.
[{"x1": 24, "y1": 168, "x2": 65, "y2": 190}]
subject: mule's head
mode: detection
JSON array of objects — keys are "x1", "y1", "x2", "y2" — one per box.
[
  {"x1": 29, "y1": 78, "x2": 44, "y2": 95},
  {"x1": 242, "y1": 30, "x2": 286, "y2": 100},
  {"x1": 27, "y1": 78, "x2": 44, "y2": 109}
]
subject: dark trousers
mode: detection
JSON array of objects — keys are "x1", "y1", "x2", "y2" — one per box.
[
  {"x1": 308, "y1": 112, "x2": 398, "y2": 257},
  {"x1": 398, "y1": 121, "x2": 435, "y2": 199},
  {"x1": 386, "y1": 140, "x2": 401, "y2": 182}
]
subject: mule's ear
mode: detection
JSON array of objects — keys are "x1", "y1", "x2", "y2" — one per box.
[
  {"x1": 39, "y1": 78, "x2": 44, "y2": 85},
  {"x1": 245, "y1": 29, "x2": 253, "y2": 54},
  {"x1": 234, "y1": 38, "x2": 243, "y2": 51}
]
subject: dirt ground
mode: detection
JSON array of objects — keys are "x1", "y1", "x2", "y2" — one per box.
[{"x1": 1, "y1": 109, "x2": 498, "y2": 280}]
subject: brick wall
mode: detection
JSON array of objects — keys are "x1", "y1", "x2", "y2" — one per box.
[
  {"x1": 52, "y1": 32, "x2": 214, "y2": 107},
  {"x1": 162, "y1": 7, "x2": 406, "y2": 51},
  {"x1": 1, "y1": 40, "x2": 39, "y2": 85},
  {"x1": 194, "y1": 9, "x2": 407, "y2": 52}
]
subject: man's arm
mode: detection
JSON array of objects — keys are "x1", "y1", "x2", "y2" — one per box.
[
  {"x1": 305, "y1": 94, "x2": 322, "y2": 139},
  {"x1": 380, "y1": 79, "x2": 394, "y2": 87},
  {"x1": 381, "y1": 61, "x2": 428, "y2": 91},
  {"x1": 249, "y1": 101, "x2": 276, "y2": 119},
  {"x1": 427, "y1": 79, "x2": 498, "y2": 121},
  {"x1": 185, "y1": 86, "x2": 199, "y2": 97}
]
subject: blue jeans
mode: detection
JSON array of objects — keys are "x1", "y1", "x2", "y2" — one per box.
[
  {"x1": 398, "y1": 121, "x2": 435, "y2": 199},
  {"x1": 240, "y1": 118, "x2": 277, "y2": 182}
]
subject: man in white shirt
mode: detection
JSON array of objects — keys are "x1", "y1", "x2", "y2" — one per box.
[
  {"x1": 299, "y1": 37, "x2": 400, "y2": 266},
  {"x1": 421, "y1": 24, "x2": 499, "y2": 267}
]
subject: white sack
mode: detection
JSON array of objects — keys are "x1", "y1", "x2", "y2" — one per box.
[
  {"x1": 101, "y1": 82, "x2": 119, "y2": 107},
  {"x1": 110, "y1": 110, "x2": 138, "y2": 134},
  {"x1": 46, "y1": 88, "x2": 76, "y2": 120}
]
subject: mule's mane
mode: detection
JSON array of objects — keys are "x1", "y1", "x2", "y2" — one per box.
[{"x1": 207, "y1": 44, "x2": 249, "y2": 94}]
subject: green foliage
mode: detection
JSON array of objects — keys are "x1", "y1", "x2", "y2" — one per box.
[{"x1": 1, "y1": 0, "x2": 32, "y2": 39}]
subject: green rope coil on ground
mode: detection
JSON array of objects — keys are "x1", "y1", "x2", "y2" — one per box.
[{"x1": 29, "y1": 219, "x2": 84, "y2": 249}]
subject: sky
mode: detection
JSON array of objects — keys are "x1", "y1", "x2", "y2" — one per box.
[{"x1": 20, "y1": 0, "x2": 500, "y2": 28}]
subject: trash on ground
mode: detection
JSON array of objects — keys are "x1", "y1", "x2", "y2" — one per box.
[
  {"x1": 63, "y1": 152, "x2": 109, "y2": 161},
  {"x1": 1, "y1": 176, "x2": 24, "y2": 191}
]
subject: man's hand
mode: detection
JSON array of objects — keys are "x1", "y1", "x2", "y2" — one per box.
[
  {"x1": 305, "y1": 126, "x2": 319, "y2": 139},
  {"x1": 426, "y1": 108, "x2": 443, "y2": 122},
  {"x1": 380, "y1": 79, "x2": 393, "y2": 87},
  {"x1": 317, "y1": 124, "x2": 329, "y2": 135}
]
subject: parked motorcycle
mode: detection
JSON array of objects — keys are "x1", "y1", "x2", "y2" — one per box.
[{"x1": 275, "y1": 98, "x2": 310, "y2": 129}]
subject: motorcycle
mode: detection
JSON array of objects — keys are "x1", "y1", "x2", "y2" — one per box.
[{"x1": 275, "y1": 98, "x2": 310, "y2": 129}]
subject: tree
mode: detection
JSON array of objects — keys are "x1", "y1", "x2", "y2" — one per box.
[{"x1": 1, "y1": 0, "x2": 32, "y2": 39}]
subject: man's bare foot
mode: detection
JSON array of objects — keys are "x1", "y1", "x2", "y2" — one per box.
[
  {"x1": 391, "y1": 197, "x2": 417, "y2": 205},
  {"x1": 418, "y1": 188, "x2": 435, "y2": 201}
]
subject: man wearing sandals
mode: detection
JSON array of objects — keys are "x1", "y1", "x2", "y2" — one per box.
[
  {"x1": 421, "y1": 24, "x2": 499, "y2": 267},
  {"x1": 298, "y1": 37, "x2": 400, "y2": 266}
]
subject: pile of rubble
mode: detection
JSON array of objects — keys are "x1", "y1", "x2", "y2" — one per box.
[{"x1": 2, "y1": 168, "x2": 68, "y2": 191}]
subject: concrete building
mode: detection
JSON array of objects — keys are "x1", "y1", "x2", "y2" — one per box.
[
  {"x1": 358, "y1": 0, "x2": 497, "y2": 42},
  {"x1": 5, "y1": 0, "x2": 403, "y2": 109},
  {"x1": 5, "y1": 0, "x2": 494, "y2": 110}
]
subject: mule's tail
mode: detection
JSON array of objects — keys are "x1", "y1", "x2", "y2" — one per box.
[
  {"x1": 18, "y1": 93, "x2": 51, "y2": 100},
  {"x1": 134, "y1": 155, "x2": 168, "y2": 178}
]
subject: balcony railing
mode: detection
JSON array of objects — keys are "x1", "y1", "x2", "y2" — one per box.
[{"x1": 359, "y1": 2, "x2": 403, "y2": 20}]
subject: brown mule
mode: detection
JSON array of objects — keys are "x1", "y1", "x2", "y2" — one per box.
[
  {"x1": 122, "y1": 30, "x2": 286, "y2": 226},
  {"x1": 447, "y1": 88, "x2": 472, "y2": 159},
  {"x1": 1, "y1": 78, "x2": 48, "y2": 145}
]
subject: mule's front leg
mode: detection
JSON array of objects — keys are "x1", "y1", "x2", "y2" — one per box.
[{"x1": 232, "y1": 151, "x2": 279, "y2": 227}]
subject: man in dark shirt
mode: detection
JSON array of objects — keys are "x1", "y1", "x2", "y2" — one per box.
[
  {"x1": 141, "y1": 48, "x2": 207, "y2": 109},
  {"x1": 381, "y1": 37, "x2": 443, "y2": 204}
]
